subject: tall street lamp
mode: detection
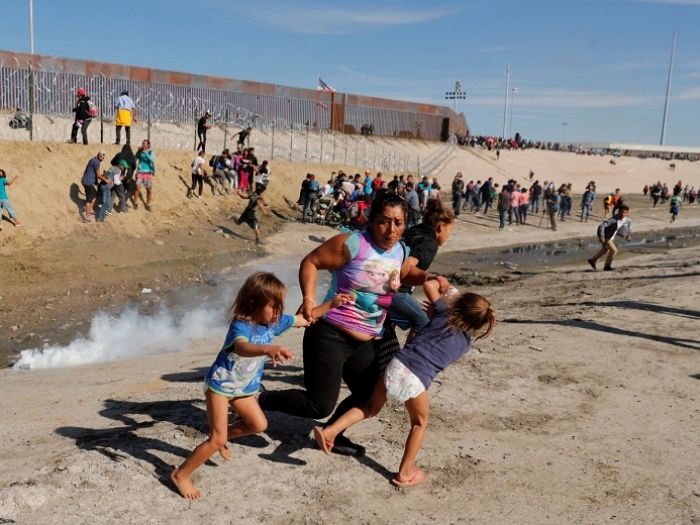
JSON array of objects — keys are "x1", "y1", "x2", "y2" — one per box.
[
  {"x1": 29, "y1": 0, "x2": 35, "y2": 54},
  {"x1": 445, "y1": 81, "x2": 466, "y2": 113},
  {"x1": 508, "y1": 87, "x2": 519, "y2": 138}
]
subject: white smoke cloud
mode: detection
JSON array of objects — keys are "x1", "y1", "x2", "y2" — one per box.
[
  {"x1": 11, "y1": 259, "x2": 310, "y2": 371},
  {"x1": 12, "y1": 305, "x2": 225, "y2": 370}
]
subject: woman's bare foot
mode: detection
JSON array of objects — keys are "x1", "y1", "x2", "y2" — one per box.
[
  {"x1": 171, "y1": 467, "x2": 202, "y2": 499},
  {"x1": 219, "y1": 444, "x2": 232, "y2": 461}
]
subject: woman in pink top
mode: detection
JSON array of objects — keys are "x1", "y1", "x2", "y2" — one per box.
[
  {"x1": 508, "y1": 184, "x2": 521, "y2": 225},
  {"x1": 518, "y1": 188, "x2": 530, "y2": 224}
]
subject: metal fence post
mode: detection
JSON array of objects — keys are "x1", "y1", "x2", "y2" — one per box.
[
  {"x1": 332, "y1": 132, "x2": 336, "y2": 163},
  {"x1": 147, "y1": 89, "x2": 151, "y2": 142},
  {"x1": 223, "y1": 107, "x2": 229, "y2": 150},
  {"x1": 99, "y1": 75, "x2": 105, "y2": 144},
  {"x1": 27, "y1": 66, "x2": 35, "y2": 141}
]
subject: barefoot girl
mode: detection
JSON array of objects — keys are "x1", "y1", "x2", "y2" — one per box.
[
  {"x1": 313, "y1": 279, "x2": 495, "y2": 488},
  {"x1": 172, "y1": 272, "x2": 349, "y2": 499}
]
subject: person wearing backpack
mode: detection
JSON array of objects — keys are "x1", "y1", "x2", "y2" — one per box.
[
  {"x1": 669, "y1": 189, "x2": 682, "y2": 223},
  {"x1": 211, "y1": 150, "x2": 231, "y2": 196},
  {"x1": 70, "y1": 88, "x2": 93, "y2": 145},
  {"x1": 302, "y1": 174, "x2": 320, "y2": 223}
]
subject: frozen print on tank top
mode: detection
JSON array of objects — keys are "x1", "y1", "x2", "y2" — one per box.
[{"x1": 323, "y1": 230, "x2": 406, "y2": 337}]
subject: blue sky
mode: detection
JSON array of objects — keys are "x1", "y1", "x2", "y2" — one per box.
[{"x1": 0, "y1": 0, "x2": 698, "y2": 145}]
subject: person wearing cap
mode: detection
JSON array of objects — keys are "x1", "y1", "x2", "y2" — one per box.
[
  {"x1": 197, "y1": 111, "x2": 212, "y2": 154},
  {"x1": 96, "y1": 156, "x2": 125, "y2": 222},
  {"x1": 100, "y1": 159, "x2": 129, "y2": 217},
  {"x1": 81, "y1": 150, "x2": 107, "y2": 223},
  {"x1": 71, "y1": 88, "x2": 93, "y2": 145},
  {"x1": 114, "y1": 89, "x2": 136, "y2": 146}
]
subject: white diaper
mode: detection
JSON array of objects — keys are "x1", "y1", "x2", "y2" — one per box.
[{"x1": 384, "y1": 358, "x2": 425, "y2": 403}]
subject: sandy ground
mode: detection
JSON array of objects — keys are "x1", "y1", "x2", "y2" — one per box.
[
  {"x1": 1, "y1": 139, "x2": 700, "y2": 523},
  {"x1": 1, "y1": 223, "x2": 699, "y2": 523}
]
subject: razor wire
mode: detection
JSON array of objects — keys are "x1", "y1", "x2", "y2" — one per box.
[{"x1": 1, "y1": 59, "x2": 443, "y2": 173}]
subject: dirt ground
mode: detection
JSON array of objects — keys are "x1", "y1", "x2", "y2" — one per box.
[
  {"x1": 1, "y1": 221, "x2": 699, "y2": 523},
  {"x1": 1, "y1": 140, "x2": 699, "y2": 523}
]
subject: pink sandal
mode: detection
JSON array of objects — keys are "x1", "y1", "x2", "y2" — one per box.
[{"x1": 391, "y1": 468, "x2": 428, "y2": 488}]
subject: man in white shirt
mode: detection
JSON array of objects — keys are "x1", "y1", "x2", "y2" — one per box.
[{"x1": 588, "y1": 205, "x2": 632, "y2": 271}]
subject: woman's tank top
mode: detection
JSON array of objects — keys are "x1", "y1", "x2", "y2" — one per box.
[{"x1": 323, "y1": 230, "x2": 406, "y2": 338}]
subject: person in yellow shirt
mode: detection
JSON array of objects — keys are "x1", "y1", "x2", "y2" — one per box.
[{"x1": 114, "y1": 90, "x2": 136, "y2": 145}]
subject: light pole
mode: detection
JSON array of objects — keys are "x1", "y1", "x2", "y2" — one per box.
[
  {"x1": 29, "y1": 0, "x2": 35, "y2": 54},
  {"x1": 660, "y1": 31, "x2": 676, "y2": 145},
  {"x1": 502, "y1": 65, "x2": 510, "y2": 139},
  {"x1": 508, "y1": 87, "x2": 519, "y2": 138},
  {"x1": 561, "y1": 122, "x2": 568, "y2": 143},
  {"x1": 444, "y1": 81, "x2": 466, "y2": 113}
]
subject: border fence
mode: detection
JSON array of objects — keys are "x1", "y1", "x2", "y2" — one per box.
[{"x1": 0, "y1": 50, "x2": 467, "y2": 146}]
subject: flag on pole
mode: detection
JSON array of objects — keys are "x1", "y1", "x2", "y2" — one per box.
[{"x1": 317, "y1": 77, "x2": 336, "y2": 93}]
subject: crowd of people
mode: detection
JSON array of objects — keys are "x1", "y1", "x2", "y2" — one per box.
[
  {"x1": 643, "y1": 180, "x2": 697, "y2": 222},
  {"x1": 296, "y1": 169, "x2": 443, "y2": 229},
  {"x1": 450, "y1": 174, "x2": 610, "y2": 232},
  {"x1": 79, "y1": 139, "x2": 157, "y2": 223},
  {"x1": 75, "y1": 115, "x2": 269, "y2": 240}
]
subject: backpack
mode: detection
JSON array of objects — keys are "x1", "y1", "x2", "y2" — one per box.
[
  {"x1": 208, "y1": 155, "x2": 217, "y2": 168},
  {"x1": 308, "y1": 180, "x2": 320, "y2": 194},
  {"x1": 87, "y1": 100, "x2": 98, "y2": 118}
]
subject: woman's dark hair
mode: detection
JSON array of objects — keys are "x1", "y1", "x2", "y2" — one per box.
[
  {"x1": 368, "y1": 191, "x2": 407, "y2": 222},
  {"x1": 422, "y1": 198, "x2": 455, "y2": 227},
  {"x1": 227, "y1": 272, "x2": 285, "y2": 324},
  {"x1": 0, "y1": 169, "x2": 6, "y2": 179}
]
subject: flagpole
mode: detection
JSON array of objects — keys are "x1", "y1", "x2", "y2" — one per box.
[{"x1": 660, "y1": 31, "x2": 676, "y2": 146}]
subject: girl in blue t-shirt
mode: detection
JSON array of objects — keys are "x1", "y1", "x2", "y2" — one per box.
[
  {"x1": 172, "y1": 271, "x2": 348, "y2": 499},
  {"x1": 313, "y1": 279, "x2": 495, "y2": 488}
]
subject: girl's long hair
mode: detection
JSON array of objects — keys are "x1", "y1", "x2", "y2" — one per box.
[
  {"x1": 448, "y1": 292, "x2": 495, "y2": 341},
  {"x1": 227, "y1": 272, "x2": 286, "y2": 324},
  {"x1": 422, "y1": 198, "x2": 455, "y2": 228}
]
